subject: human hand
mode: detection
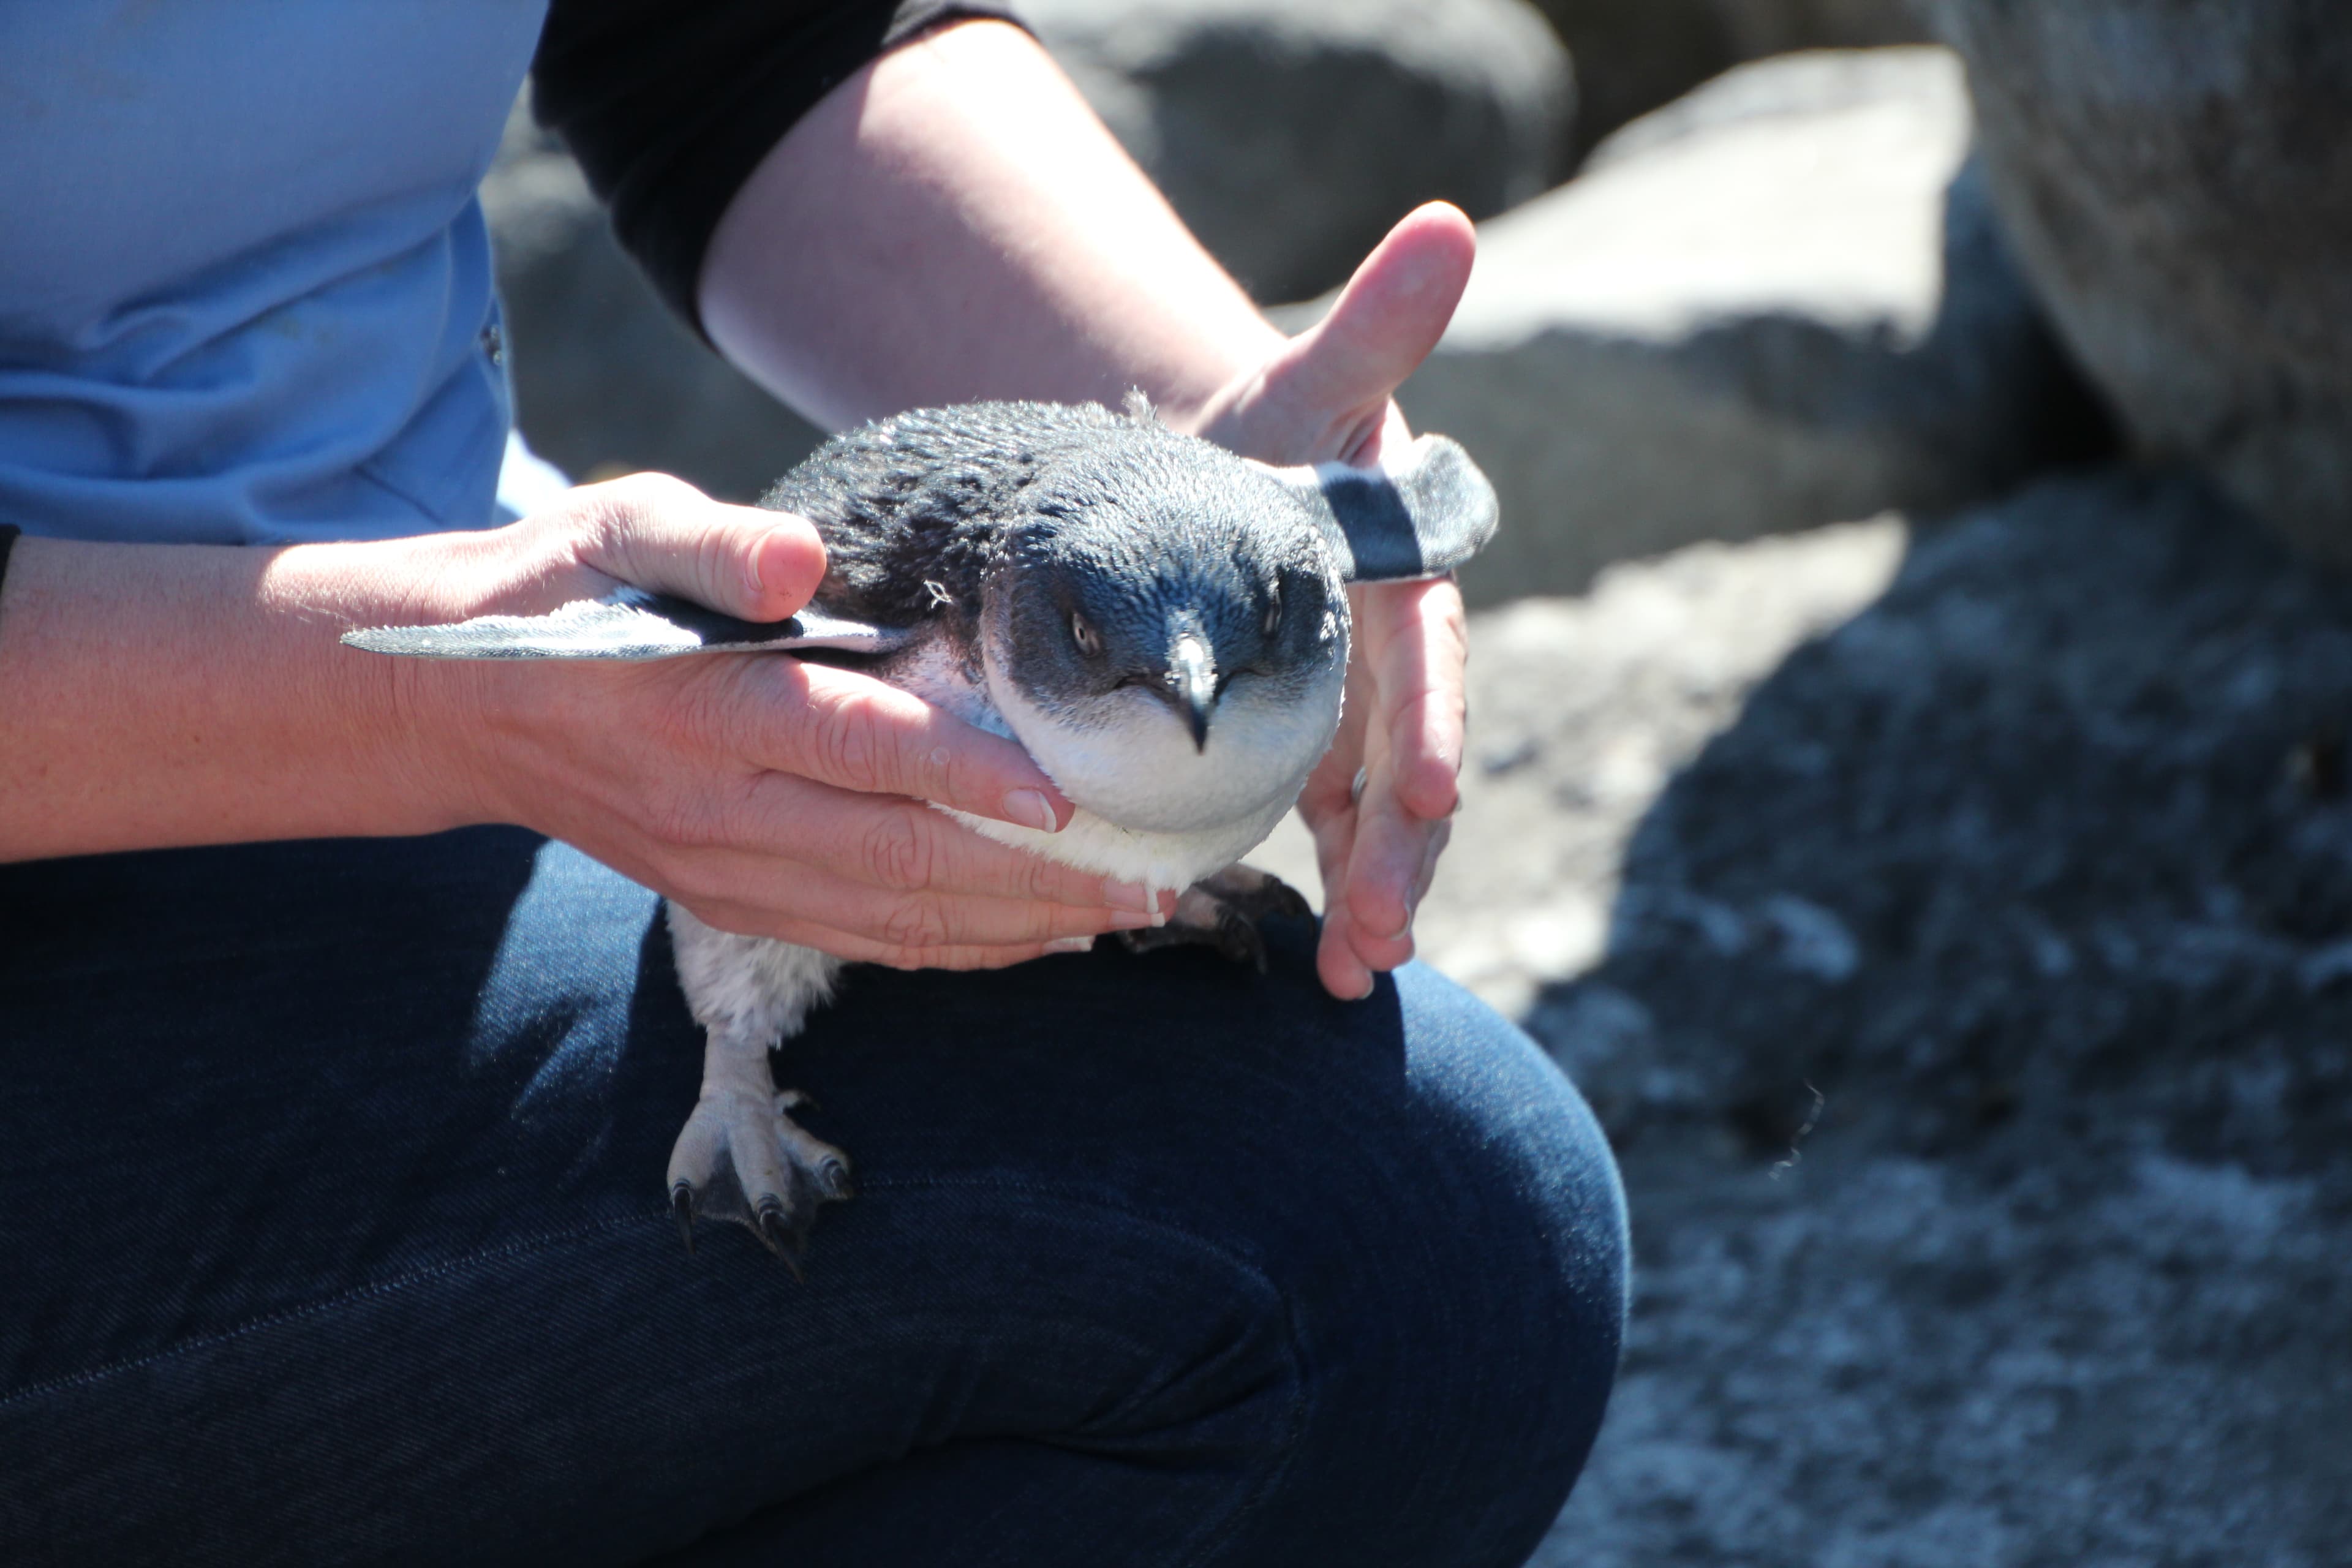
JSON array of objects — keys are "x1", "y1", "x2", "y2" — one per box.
[
  {"x1": 402, "y1": 475, "x2": 1172, "y2": 967},
  {"x1": 1186, "y1": 203, "x2": 1477, "y2": 1000}
]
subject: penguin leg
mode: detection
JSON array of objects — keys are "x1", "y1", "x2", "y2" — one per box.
[
  {"x1": 665, "y1": 1022, "x2": 855, "y2": 1273},
  {"x1": 1117, "y1": 863, "x2": 1314, "y2": 973}
]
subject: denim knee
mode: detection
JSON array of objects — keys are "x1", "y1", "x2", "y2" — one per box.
[
  {"x1": 767, "y1": 938, "x2": 1630, "y2": 1568},
  {"x1": 1096, "y1": 954, "x2": 1630, "y2": 1567}
]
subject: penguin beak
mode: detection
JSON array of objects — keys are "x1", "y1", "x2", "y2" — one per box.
[{"x1": 1168, "y1": 633, "x2": 1217, "y2": 752}]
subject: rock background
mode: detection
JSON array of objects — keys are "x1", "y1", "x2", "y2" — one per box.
[
  {"x1": 1356, "y1": 48, "x2": 2111, "y2": 605},
  {"x1": 1025, "y1": 0, "x2": 1572, "y2": 303},
  {"x1": 1923, "y1": 0, "x2": 2352, "y2": 570},
  {"x1": 1525, "y1": 0, "x2": 1931, "y2": 162},
  {"x1": 1535, "y1": 473, "x2": 2352, "y2": 1562}
]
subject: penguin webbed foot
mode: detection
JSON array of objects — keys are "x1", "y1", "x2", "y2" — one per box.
[
  {"x1": 666, "y1": 1052, "x2": 854, "y2": 1272},
  {"x1": 1117, "y1": 864, "x2": 1313, "y2": 973}
]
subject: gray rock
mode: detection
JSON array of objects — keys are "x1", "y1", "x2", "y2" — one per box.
[
  {"x1": 1282, "y1": 467, "x2": 2352, "y2": 1561},
  {"x1": 1023, "y1": 0, "x2": 1571, "y2": 303},
  {"x1": 1923, "y1": 1, "x2": 2352, "y2": 570},
  {"x1": 1524, "y1": 0, "x2": 1931, "y2": 160},
  {"x1": 481, "y1": 97, "x2": 825, "y2": 502},
  {"x1": 1350, "y1": 47, "x2": 2106, "y2": 606}
]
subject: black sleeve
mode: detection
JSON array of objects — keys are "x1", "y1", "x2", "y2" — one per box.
[{"x1": 532, "y1": 1, "x2": 1027, "y2": 334}]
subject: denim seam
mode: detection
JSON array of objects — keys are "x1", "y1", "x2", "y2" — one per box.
[
  {"x1": 1177, "y1": 1287, "x2": 1311, "y2": 1568},
  {"x1": 10, "y1": 1177, "x2": 1318, "y2": 1565},
  {"x1": 857, "y1": 1172, "x2": 1315, "y2": 1568},
  {"x1": 0, "y1": 1208, "x2": 649, "y2": 1414}
]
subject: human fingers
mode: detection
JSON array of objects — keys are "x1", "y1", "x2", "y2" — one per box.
[
  {"x1": 1198, "y1": 202, "x2": 1476, "y2": 466},
  {"x1": 1310, "y1": 813, "x2": 1371, "y2": 1000},
  {"x1": 1327, "y1": 579, "x2": 1463, "y2": 965},
  {"x1": 1274, "y1": 203, "x2": 1477, "y2": 461},
  {"x1": 1296, "y1": 659, "x2": 1378, "y2": 998},
  {"x1": 1298, "y1": 590, "x2": 1459, "y2": 981},
  {"x1": 701, "y1": 771, "x2": 1169, "y2": 914},
  {"x1": 1354, "y1": 577, "x2": 1469, "y2": 823},
  {"x1": 710, "y1": 655, "x2": 1075, "y2": 833},
  {"x1": 667, "y1": 850, "x2": 1158, "y2": 951},
  {"x1": 1297, "y1": 665, "x2": 1398, "y2": 998},
  {"x1": 1317, "y1": 811, "x2": 1450, "y2": 1000},
  {"x1": 1336, "y1": 720, "x2": 1428, "y2": 974},
  {"x1": 558, "y1": 472, "x2": 828, "y2": 623},
  {"x1": 668, "y1": 899, "x2": 1072, "y2": 973}
]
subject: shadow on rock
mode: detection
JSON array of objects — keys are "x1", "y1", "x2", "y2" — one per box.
[{"x1": 1526, "y1": 466, "x2": 2352, "y2": 1564}]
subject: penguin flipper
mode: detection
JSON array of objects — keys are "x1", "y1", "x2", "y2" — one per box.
[
  {"x1": 341, "y1": 585, "x2": 915, "y2": 662},
  {"x1": 1249, "y1": 434, "x2": 1499, "y2": 583}
]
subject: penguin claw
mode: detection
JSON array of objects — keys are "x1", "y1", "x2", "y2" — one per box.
[
  {"x1": 756, "y1": 1201, "x2": 809, "y2": 1282},
  {"x1": 664, "y1": 1072, "x2": 853, "y2": 1271},
  {"x1": 1118, "y1": 863, "x2": 1308, "y2": 972},
  {"x1": 815, "y1": 1155, "x2": 856, "y2": 1202},
  {"x1": 1264, "y1": 880, "x2": 1314, "y2": 923},
  {"x1": 1216, "y1": 910, "x2": 1268, "y2": 973}
]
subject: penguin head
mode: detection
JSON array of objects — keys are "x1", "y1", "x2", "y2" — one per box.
[{"x1": 981, "y1": 423, "x2": 1351, "y2": 835}]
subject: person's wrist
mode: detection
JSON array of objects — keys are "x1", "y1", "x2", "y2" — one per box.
[{"x1": 271, "y1": 529, "x2": 530, "y2": 837}]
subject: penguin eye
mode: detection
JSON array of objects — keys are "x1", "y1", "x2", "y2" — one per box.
[
  {"x1": 1070, "y1": 611, "x2": 1102, "y2": 657},
  {"x1": 1262, "y1": 590, "x2": 1283, "y2": 638}
]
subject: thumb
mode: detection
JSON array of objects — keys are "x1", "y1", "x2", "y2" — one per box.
[
  {"x1": 1202, "y1": 202, "x2": 1476, "y2": 466},
  {"x1": 1285, "y1": 202, "x2": 1476, "y2": 419},
  {"x1": 567, "y1": 472, "x2": 828, "y2": 622}
]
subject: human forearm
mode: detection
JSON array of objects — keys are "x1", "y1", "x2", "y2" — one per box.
[
  {"x1": 698, "y1": 18, "x2": 1284, "y2": 437},
  {"x1": 0, "y1": 531, "x2": 494, "y2": 861}
]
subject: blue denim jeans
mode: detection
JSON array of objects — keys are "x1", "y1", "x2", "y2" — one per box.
[{"x1": 0, "y1": 829, "x2": 1627, "y2": 1566}]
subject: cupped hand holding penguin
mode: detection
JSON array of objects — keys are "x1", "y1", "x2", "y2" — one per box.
[{"x1": 421, "y1": 473, "x2": 1171, "y2": 974}]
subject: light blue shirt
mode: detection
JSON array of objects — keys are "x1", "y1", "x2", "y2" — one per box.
[{"x1": 0, "y1": 2, "x2": 552, "y2": 544}]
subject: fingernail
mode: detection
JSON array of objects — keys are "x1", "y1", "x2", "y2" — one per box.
[
  {"x1": 1384, "y1": 885, "x2": 1423, "y2": 943},
  {"x1": 1350, "y1": 974, "x2": 1376, "y2": 1001},
  {"x1": 1003, "y1": 789, "x2": 1060, "y2": 834},
  {"x1": 1046, "y1": 935, "x2": 1096, "y2": 955},
  {"x1": 1103, "y1": 880, "x2": 1159, "y2": 916},
  {"x1": 1109, "y1": 909, "x2": 1158, "y2": 931},
  {"x1": 748, "y1": 527, "x2": 784, "y2": 596}
]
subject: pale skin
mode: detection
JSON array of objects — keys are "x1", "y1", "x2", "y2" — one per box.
[{"x1": 0, "y1": 20, "x2": 1469, "y2": 1000}]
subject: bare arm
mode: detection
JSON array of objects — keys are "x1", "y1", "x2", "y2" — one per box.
[
  {"x1": 698, "y1": 18, "x2": 1280, "y2": 434},
  {"x1": 0, "y1": 530, "x2": 480, "y2": 858},
  {"x1": 701, "y1": 19, "x2": 1477, "y2": 998}
]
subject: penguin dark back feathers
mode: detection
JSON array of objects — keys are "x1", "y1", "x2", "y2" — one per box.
[
  {"x1": 774, "y1": 399, "x2": 1344, "y2": 761},
  {"x1": 774, "y1": 403, "x2": 1335, "y2": 635}
]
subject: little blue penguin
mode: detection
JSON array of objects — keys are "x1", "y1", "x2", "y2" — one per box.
[{"x1": 347, "y1": 396, "x2": 1497, "y2": 1268}]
